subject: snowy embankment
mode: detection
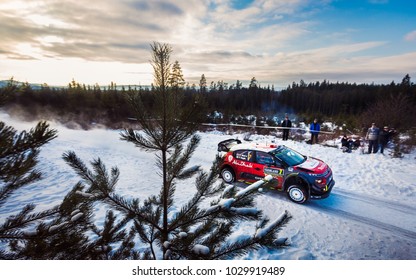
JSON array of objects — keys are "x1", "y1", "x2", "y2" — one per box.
[{"x1": 1, "y1": 111, "x2": 415, "y2": 260}]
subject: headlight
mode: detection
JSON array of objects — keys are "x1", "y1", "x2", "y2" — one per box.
[{"x1": 315, "y1": 178, "x2": 326, "y2": 185}]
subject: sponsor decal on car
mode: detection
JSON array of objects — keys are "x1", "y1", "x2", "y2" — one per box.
[
  {"x1": 264, "y1": 167, "x2": 284, "y2": 176},
  {"x1": 231, "y1": 160, "x2": 253, "y2": 168}
]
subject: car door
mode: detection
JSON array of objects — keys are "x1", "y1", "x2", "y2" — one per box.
[
  {"x1": 248, "y1": 151, "x2": 274, "y2": 180},
  {"x1": 255, "y1": 151, "x2": 285, "y2": 190},
  {"x1": 232, "y1": 150, "x2": 256, "y2": 182}
]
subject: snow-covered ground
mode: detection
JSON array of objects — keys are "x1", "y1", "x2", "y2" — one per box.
[{"x1": 1, "y1": 111, "x2": 415, "y2": 260}]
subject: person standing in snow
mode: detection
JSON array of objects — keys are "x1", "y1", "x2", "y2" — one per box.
[
  {"x1": 309, "y1": 118, "x2": 320, "y2": 144},
  {"x1": 378, "y1": 126, "x2": 395, "y2": 154},
  {"x1": 366, "y1": 123, "x2": 380, "y2": 154},
  {"x1": 281, "y1": 114, "x2": 292, "y2": 141}
]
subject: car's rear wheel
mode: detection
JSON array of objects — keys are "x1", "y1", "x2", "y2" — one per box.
[
  {"x1": 221, "y1": 167, "x2": 235, "y2": 184},
  {"x1": 287, "y1": 185, "x2": 308, "y2": 204}
]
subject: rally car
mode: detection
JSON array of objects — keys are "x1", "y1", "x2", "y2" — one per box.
[{"x1": 218, "y1": 139, "x2": 335, "y2": 204}]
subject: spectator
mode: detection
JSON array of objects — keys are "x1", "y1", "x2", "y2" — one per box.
[
  {"x1": 281, "y1": 114, "x2": 292, "y2": 141},
  {"x1": 341, "y1": 134, "x2": 353, "y2": 153},
  {"x1": 378, "y1": 126, "x2": 395, "y2": 154},
  {"x1": 352, "y1": 138, "x2": 361, "y2": 150},
  {"x1": 309, "y1": 118, "x2": 320, "y2": 144},
  {"x1": 366, "y1": 123, "x2": 380, "y2": 154}
]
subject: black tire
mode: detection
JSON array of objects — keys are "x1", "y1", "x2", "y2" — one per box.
[
  {"x1": 286, "y1": 185, "x2": 308, "y2": 204},
  {"x1": 221, "y1": 167, "x2": 235, "y2": 184}
]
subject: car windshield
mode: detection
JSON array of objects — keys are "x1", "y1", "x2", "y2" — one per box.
[{"x1": 270, "y1": 146, "x2": 306, "y2": 166}]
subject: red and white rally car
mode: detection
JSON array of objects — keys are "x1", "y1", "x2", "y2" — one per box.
[{"x1": 218, "y1": 139, "x2": 335, "y2": 204}]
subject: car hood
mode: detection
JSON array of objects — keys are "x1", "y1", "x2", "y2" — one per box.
[{"x1": 296, "y1": 157, "x2": 328, "y2": 174}]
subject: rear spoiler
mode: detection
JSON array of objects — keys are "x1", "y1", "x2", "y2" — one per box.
[{"x1": 217, "y1": 138, "x2": 242, "y2": 152}]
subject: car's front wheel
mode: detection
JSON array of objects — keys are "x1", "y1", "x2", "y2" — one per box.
[
  {"x1": 221, "y1": 167, "x2": 235, "y2": 184},
  {"x1": 287, "y1": 185, "x2": 308, "y2": 204}
]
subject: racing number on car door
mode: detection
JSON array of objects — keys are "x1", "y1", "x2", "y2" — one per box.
[{"x1": 264, "y1": 167, "x2": 284, "y2": 189}]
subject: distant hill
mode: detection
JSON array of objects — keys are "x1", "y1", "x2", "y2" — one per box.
[
  {"x1": 0, "y1": 80, "x2": 151, "y2": 91},
  {"x1": 0, "y1": 80, "x2": 45, "y2": 90}
]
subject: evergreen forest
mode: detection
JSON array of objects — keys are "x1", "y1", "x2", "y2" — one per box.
[{"x1": 1, "y1": 73, "x2": 415, "y2": 139}]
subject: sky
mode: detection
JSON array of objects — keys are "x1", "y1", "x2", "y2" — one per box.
[{"x1": 0, "y1": 0, "x2": 415, "y2": 89}]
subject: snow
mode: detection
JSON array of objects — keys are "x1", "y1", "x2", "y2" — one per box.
[
  {"x1": 192, "y1": 244, "x2": 210, "y2": 255},
  {"x1": 1, "y1": 111, "x2": 415, "y2": 260},
  {"x1": 229, "y1": 207, "x2": 259, "y2": 215},
  {"x1": 218, "y1": 197, "x2": 236, "y2": 209},
  {"x1": 75, "y1": 191, "x2": 95, "y2": 198},
  {"x1": 255, "y1": 212, "x2": 287, "y2": 239},
  {"x1": 234, "y1": 175, "x2": 273, "y2": 197},
  {"x1": 48, "y1": 222, "x2": 68, "y2": 233},
  {"x1": 70, "y1": 212, "x2": 84, "y2": 222},
  {"x1": 178, "y1": 232, "x2": 188, "y2": 238},
  {"x1": 221, "y1": 184, "x2": 234, "y2": 197}
]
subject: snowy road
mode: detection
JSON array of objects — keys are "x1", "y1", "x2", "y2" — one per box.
[
  {"x1": 233, "y1": 178, "x2": 416, "y2": 245},
  {"x1": 239, "y1": 183, "x2": 416, "y2": 241},
  {"x1": 310, "y1": 190, "x2": 416, "y2": 240}
]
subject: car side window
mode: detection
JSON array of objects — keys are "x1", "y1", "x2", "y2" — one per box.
[
  {"x1": 255, "y1": 151, "x2": 274, "y2": 165},
  {"x1": 234, "y1": 150, "x2": 254, "y2": 162},
  {"x1": 274, "y1": 160, "x2": 283, "y2": 168}
]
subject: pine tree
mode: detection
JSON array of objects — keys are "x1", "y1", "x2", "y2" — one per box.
[
  {"x1": 199, "y1": 74, "x2": 207, "y2": 94},
  {"x1": 0, "y1": 78, "x2": 18, "y2": 106},
  {"x1": 0, "y1": 120, "x2": 141, "y2": 259},
  {"x1": 0, "y1": 121, "x2": 59, "y2": 258},
  {"x1": 168, "y1": 60, "x2": 186, "y2": 90},
  {"x1": 249, "y1": 77, "x2": 258, "y2": 90},
  {"x1": 62, "y1": 42, "x2": 292, "y2": 259}
]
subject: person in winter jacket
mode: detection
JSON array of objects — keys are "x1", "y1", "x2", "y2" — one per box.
[
  {"x1": 309, "y1": 118, "x2": 320, "y2": 144},
  {"x1": 281, "y1": 114, "x2": 292, "y2": 141},
  {"x1": 341, "y1": 134, "x2": 353, "y2": 153},
  {"x1": 378, "y1": 126, "x2": 395, "y2": 154},
  {"x1": 366, "y1": 123, "x2": 380, "y2": 153}
]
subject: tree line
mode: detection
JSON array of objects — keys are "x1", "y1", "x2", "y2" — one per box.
[
  {"x1": 279, "y1": 76, "x2": 416, "y2": 128},
  {"x1": 1, "y1": 68, "x2": 416, "y2": 134}
]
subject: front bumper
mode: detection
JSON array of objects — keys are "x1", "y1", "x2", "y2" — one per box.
[{"x1": 310, "y1": 179, "x2": 335, "y2": 199}]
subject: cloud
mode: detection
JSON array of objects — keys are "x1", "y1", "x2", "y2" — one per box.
[
  {"x1": 0, "y1": 0, "x2": 414, "y2": 87},
  {"x1": 182, "y1": 40, "x2": 412, "y2": 87},
  {"x1": 404, "y1": 30, "x2": 416, "y2": 42},
  {"x1": 0, "y1": 0, "x2": 191, "y2": 63},
  {"x1": 0, "y1": 0, "x2": 315, "y2": 64},
  {"x1": 0, "y1": 12, "x2": 43, "y2": 58}
]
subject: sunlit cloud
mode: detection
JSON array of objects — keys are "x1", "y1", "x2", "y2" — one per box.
[{"x1": 0, "y1": 0, "x2": 415, "y2": 87}]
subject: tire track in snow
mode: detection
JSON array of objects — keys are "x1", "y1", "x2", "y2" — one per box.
[
  {"x1": 308, "y1": 191, "x2": 416, "y2": 240},
  {"x1": 234, "y1": 181, "x2": 416, "y2": 241},
  {"x1": 333, "y1": 189, "x2": 416, "y2": 214}
]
